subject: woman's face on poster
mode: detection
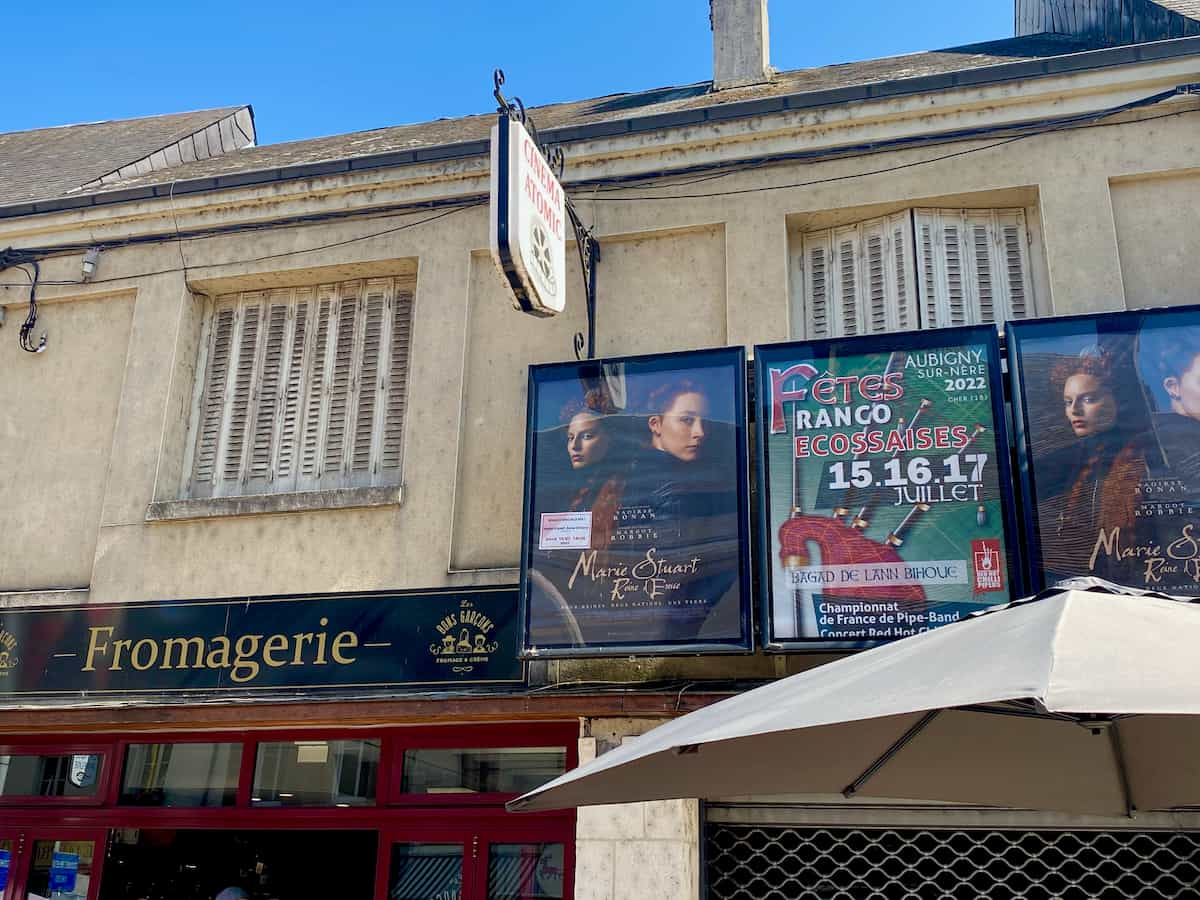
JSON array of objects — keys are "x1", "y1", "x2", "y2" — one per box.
[
  {"x1": 650, "y1": 391, "x2": 709, "y2": 461},
  {"x1": 1165, "y1": 352, "x2": 1200, "y2": 421},
  {"x1": 1062, "y1": 373, "x2": 1117, "y2": 437},
  {"x1": 566, "y1": 411, "x2": 611, "y2": 469}
]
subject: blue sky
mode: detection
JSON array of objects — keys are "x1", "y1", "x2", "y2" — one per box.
[{"x1": 5, "y1": 1, "x2": 1010, "y2": 145}]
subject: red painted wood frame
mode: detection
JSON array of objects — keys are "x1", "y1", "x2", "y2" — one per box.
[
  {"x1": 0, "y1": 827, "x2": 19, "y2": 900},
  {"x1": 0, "y1": 826, "x2": 109, "y2": 900},
  {"x1": 0, "y1": 722, "x2": 577, "y2": 900}
]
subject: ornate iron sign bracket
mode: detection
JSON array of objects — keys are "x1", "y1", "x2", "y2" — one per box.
[{"x1": 493, "y1": 69, "x2": 600, "y2": 360}]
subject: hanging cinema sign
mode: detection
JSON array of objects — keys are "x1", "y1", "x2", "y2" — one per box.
[
  {"x1": 489, "y1": 112, "x2": 567, "y2": 317},
  {"x1": 755, "y1": 325, "x2": 1022, "y2": 650},
  {"x1": 0, "y1": 587, "x2": 524, "y2": 702}
]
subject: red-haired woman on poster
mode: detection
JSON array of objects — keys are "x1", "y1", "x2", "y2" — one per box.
[
  {"x1": 1038, "y1": 348, "x2": 1153, "y2": 582},
  {"x1": 558, "y1": 390, "x2": 628, "y2": 553}
]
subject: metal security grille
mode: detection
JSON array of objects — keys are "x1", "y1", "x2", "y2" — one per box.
[{"x1": 706, "y1": 825, "x2": 1200, "y2": 899}]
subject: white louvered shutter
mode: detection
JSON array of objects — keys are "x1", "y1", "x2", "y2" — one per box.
[
  {"x1": 185, "y1": 277, "x2": 413, "y2": 499},
  {"x1": 834, "y1": 226, "x2": 860, "y2": 336},
  {"x1": 997, "y1": 211, "x2": 1033, "y2": 322},
  {"x1": 800, "y1": 213, "x2": 915, "y2": 338},
  {"x1": 187, "y1": 303, "x2": 236, "y2": 498},
  {"x1": 244, "y1": 294, "x2": 289, "y2": 493},
  {"x1": 222, "y1": 297, "x2": 262, "y2": 489},
  {"x1": 299, "y1": 289, "x2": 335, "y2": 491},
  {"x1": 380, "y1": 288, "x2": 414, "y2": 476},
  {"x1": 321, "y1": 284, "x2": 360, "y2": 489},
  {"x1": 274, "y1": 289, "x2": 313, "y2": 492},
  {"x1": 802, "y1": 233, "x2": 832, "y2": 338},
  {"x1": 348, "y1": 280, "x2": 388, "y2": 486},
  {"x1": 914, "y1": 208, "x2": 1034, "y2": 328},
  {"x1": 890, "y1": 214, "x2": 916, "y2": 333}
]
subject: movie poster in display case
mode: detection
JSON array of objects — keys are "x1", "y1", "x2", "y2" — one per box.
[
  {"x1": 520, "y1": 347, "x2": 752, "y2": 656},
  {"x1": 1009, "y1": 304, "x2": 1200, "y2": 596},
  {"x1": 756, "y1": 326, "x2": 1021, "y2": 650}
]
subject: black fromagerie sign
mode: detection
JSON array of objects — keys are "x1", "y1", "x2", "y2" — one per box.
[{"x1": 0, "y1": 587, "x2": 524, "y2": 699}]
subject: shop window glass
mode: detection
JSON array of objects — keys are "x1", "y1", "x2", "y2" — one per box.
[
  {"x1": 389, "y1": 844, "x2": 463, "y2": 900},
  {"x1": 487, "y1": 843, "x2": 565, "y2": 900},
  {"x1": 400, "y1": 748, "x2": 566, "y2": 796},
  {"x1": 0, "y1": 754, "x2": 102, "y2": 799},
  {"x1": 1, "y1": 838, "x2": 12, "y2": 899},
  {"x1": 23, "y1": 839, "x2": 95, "y2": 900},
  {"x1": 100, "y1": 828, "x2": 376, "y2": 900},
  {"x1": 251, "y1": 739, "x2": 378, "y2": 807},
  {"x1": 119, "y1": 743, "x2": 241, "y2": 807}
]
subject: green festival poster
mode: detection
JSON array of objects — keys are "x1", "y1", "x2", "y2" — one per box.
[{"x1": 755, "y1": 326, "x2": 1018, "y2": 649}]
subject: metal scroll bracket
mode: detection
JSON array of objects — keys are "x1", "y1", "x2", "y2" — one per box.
[{"x1": 493, "y1": 69, "x2": 601, "y2": 361}]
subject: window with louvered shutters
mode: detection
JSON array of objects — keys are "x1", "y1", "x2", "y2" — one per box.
[
  {"x1": 184, "y1": 277, "x2": 414, "y2": 499},
  {"x1": 798, "y1": 208, "x2": 1034, "y2": 338},
  {"x1": 914, "y1": 208, "x2": 1033, "y2": 328},
  {"x1": 801, "y1": 213, "x2": 916, "y2": 338}
]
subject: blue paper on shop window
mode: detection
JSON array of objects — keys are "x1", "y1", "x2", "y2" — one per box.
[
  {"x1": 49, "y1": 851, "x2": 79, "y2": 892},
  {"x1": 0, "y1": 848, "x2": 10, "y2": 890}
]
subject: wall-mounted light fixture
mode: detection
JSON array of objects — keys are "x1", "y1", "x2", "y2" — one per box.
[{"x1": 81, "y1": 247, "x2": 101, "y2": 282}]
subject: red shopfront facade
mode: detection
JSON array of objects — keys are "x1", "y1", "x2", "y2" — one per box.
[{"x1": 0, "y1": 720, "x2": 576, "y2": 900}]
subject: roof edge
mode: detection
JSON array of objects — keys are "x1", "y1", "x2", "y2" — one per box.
[{"x1": 3, "y1": 36, "x2": 1200, "y2": 222}]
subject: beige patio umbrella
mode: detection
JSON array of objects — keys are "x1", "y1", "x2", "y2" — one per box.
[{"x1": 510, "y1": 587, "x2": 1200, "y2": 818}]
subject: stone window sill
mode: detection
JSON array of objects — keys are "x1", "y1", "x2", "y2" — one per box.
[{"x1": 146, "y1": 485, "x2": 403, "y2": 523}]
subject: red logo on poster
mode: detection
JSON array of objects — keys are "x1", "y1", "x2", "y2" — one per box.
[{"x1": 972, "y1": 539, "x2": 1004, "y2": 592}]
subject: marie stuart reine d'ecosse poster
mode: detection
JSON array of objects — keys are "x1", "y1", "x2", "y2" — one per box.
[
  {"x1": 520, "y1": 347, "x2": 751, "y2": 656},
  {"x1": 1009, "y1": 304, "x2": 1200, "y2": 596}
]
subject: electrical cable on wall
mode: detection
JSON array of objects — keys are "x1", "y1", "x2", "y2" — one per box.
[
  {"x1": 17, "y1": 260, "x2": 45, "y2": 353},
  {"x1": 0, "y1": 86, "x2": 1192, "y2": 304},
  {"x1": 0, "y1": 247, "x2": 47, "y2": 352},
  {"x1": 572, "y1": 84, "x2": 1199, "y2": 201}
]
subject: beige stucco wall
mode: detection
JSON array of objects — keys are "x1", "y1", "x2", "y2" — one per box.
[
  {"x1": 0, "y1": 52, "x2": 1197, "y2": 900},
  {"x1": 0, "y1": 83, "x2": 1196, "y2": 608},
  {"x1": 1111, "y1": 169, "x2": 1200, "y2": 308},
  {"x1": 0, "y1": 290, "x2": 134, "y2": 592}
]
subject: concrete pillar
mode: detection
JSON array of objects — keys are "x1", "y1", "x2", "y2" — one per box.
[
  {"x1": 1038, "y1": 176, "x2": 1126, "y2": 315},
  {"x1": 723, "y1": 208, "x2": 789, "y2": 348},
  {"x1": 575, "y1": 724, "x2": 701, "y2": 900},
  {"x1": 712, "y1": 0, "x2": 771, "y2": 91}
]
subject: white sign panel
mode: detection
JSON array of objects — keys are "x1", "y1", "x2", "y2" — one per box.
[
  {"x1": 489, "y1": 115, "x2": 567, "y2": 317},
  {"x1": 538, "y1": 511, "x2": 593, "y2": 550}
]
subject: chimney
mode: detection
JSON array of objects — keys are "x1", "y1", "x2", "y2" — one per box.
[{"x1": 711, "y1": 0, "x2": 772, "y2": 91}]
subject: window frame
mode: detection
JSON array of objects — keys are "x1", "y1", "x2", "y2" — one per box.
[
  {"x1": 0, "y1": 742, "x2": 114, "y2": 808},
  {"x1": 249, "y1": 734, "x2": 384, "y2": 810},
  {"x1": 115, "y1": 738, "x2": 244, "y2": 809},
  {"x1": 0, "y1": 726, "x2": 577, "y2": 900},
  {"x1": 795, "y1": 206, "x2": 1037, "y2": 340},
  {"x1": 182, "y1": 276, "x2": 415, "y2": 502},
  {"x1": 380, "y1": 817, "x2": 575, "y2": 900},
  {"x1": 386, "y1": 723, "x2": 576, "y2": 808}
]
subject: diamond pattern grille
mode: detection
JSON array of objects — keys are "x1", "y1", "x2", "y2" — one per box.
[{"x1": 706, "y1": 825, "x2": 1200, "y2": 898}]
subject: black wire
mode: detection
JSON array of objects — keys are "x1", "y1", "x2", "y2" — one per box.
[
  {"x1": 16, "y1": 261, "x2": 45, "y2": 353},
  {"x1": 0, "y1": 193, "x2": 488, "y2": 280},
  {"x1": 589, "y1": 133, "x2": 1030, "y2": 201},
  {"x1": 0, "y1": 97, "x2": 1191, "y2": 291},
  {"x1": 575, "y1": 94, "x2": 1198, "y2": 201},
  {"x1": 0, "y1": 202, "x2": 481, "y2": 288},
  {"x1": 224, "y1": 203, "x2": 478, "y2": 265}
]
